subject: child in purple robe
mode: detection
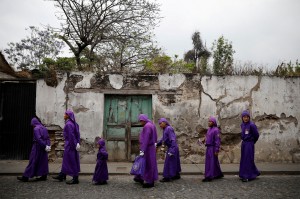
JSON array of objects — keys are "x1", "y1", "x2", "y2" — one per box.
[
  {"x1": 239, "y1": 110, "x2": 260, "y2": 182},
  {"x1": 17, "y1": 117, "x2": 51, "y2": 182},
  {"x1": 53, "y1": 110, "x2": 81, "y2": 184},
  {"x1": 92, "y1": 138, "x2": 109, "y2": 185},
  {"x1": 156, "y1": 118, "x2": 181, "y2": 182},
  {"x1": 133, "y1": 114, "x2": 158, "y2": 188},
  {"x1": 202, "y1": 116, "x2": 223, "y2": 182}
]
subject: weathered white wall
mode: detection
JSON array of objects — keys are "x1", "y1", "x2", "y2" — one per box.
[
  {"x1": 67, "y1": 92, "x2": 104, "y2": 141},
  {"x1": 36, "y1": 72, "x2": 300, "y2": 163},
  {"x1": 36, "y1": 76, "x2": 66, "y2": 128},
  {"x1": 36, "y1": 73, "x2": 104, "y2": 142}
]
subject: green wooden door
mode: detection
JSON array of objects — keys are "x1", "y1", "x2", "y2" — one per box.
[{"x1": 104, "y1": 95, "x2": 152, "y2": 161}]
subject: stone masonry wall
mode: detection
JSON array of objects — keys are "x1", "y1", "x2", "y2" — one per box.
[{"x1": 36, "y1": 72, "x2": 300, "y2": 163}]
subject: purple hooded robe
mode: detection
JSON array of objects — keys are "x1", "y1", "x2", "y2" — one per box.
[
  {"x1": 23, "y1": 117, "x2": 50, "y2": 178},
  {"x1": 92, "y1": 139, "x2": 109, "y2": 183},
  {"x1": 137, "y1": 114, "x2": 158, "y2": 183},
  {"x1": 61, "y1": 110, "x2": 81, "y2": 177},
  {"x1": 157, "y1": 118, "x2": 181, "y2": 179},
  {"x1": 204, "y1": 116, "x2": 223, "y2": 179},
  {"x1": 239, "y1": 110, "x2": 260, "y2": 180}
]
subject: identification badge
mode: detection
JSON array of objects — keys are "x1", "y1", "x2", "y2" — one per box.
[{"x1": 245, "y1": 129, "x2": 249, "y2": 135}]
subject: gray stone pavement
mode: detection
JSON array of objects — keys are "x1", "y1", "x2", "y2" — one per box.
[
  {"x1": 1, "y1": 175, "x2": 300, "y2": 199},
  {"x1": 0, "y1": 160, "x2": 300, "y2": 175}
]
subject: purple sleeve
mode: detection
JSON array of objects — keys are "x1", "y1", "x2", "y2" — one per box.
[
  {"x1": 157, "y1": 128, "x2": 168, "y2": 147},
  {"x1": 34, "y1": 127, "x2": 46, "y2": 148},
  {"x1": 99, "y1": 148, "x2": 108, "y2": 160},
  {"x1": 214, "y1": 128, "x2": 221, "y2": 152},
  {"x1": 75, "y1": 123, "x2": 80, "y2": 144},
  {"x1": 165, "y1": 127, "x2": 177, "y2": 154},
  {"x1": 157, "y1": 138, "x2": 163, "y2": 147},
  {"x1": 46, "y1": 137, "x2": 51, "y2": 146},
  {"x1": 140, "y1": 125, "x2": 151, "y2": 152},
  {"x1": 44, "y1": 128, "x2": 51, "y2": 146},
  {"x1": 64, "y1": 122, "x2": 77, "y2": 148},
  {"x1": 250, "y1": 123, "x2": 259, "y2": 143}
]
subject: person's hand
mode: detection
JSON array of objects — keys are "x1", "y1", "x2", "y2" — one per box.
[
  {"x1": 139, "y1": 151, "x2": 144, "y2": 156},
  {"x1": 167, "y1": 152, "x2": 173, "y2": 157},
  {"x1": 45, "y1": 146, "x2": 51, "y2": 152},
  {"x1": 76, "y1": 143, "x2": 80, "y2": 151},
  {"x1": 155, "y1": 143, "x2": 157, "y2": 148},
  {"x1": 214, "y1": 152, "x2": 219, "y2": 156}
]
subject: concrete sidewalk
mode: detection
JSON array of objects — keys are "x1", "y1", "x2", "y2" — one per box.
[{"x1": 0, "y1": 160, "x2": 300, "y2": 175}]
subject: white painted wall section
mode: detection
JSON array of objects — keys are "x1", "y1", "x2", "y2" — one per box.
[
  {"x1": 109, "y1": 74, "x2": 123, "y2": 89},
  {"x1": 67, "y1": 92, "x2": 104, "y2": 142},
  {"x1": 159, "y1": 74, "x2": 186, "y2": 90}
]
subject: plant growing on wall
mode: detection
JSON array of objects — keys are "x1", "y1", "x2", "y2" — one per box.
[
  {"x1": 273, "y1": 60, "x2": 300, "y2": 76},
  {"x1": 184, "y1": 31, "x2": 211, "y2": 74},
  {"x1": 142, "y1": 54, "x2": 172, "y2": 73},
  {"x1": 212, "y1": 35, "x2": 235, "y2": 75}
]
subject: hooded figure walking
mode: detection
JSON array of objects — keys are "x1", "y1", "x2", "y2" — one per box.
[
  {"x1": 156, "y1": 118, "x2": 181, "y2": 182},
  {"x1": 92, "y1": 138, "x2": 108, "y2": 185},
  {"x1": 239, "y1": 110, "x2": 260, "y2": 182},
  {"x1": 202, "y1": 116, "x2": 223, "y2": 182},
  {"x1": 133, "y1": 114, "x2": 158, "y2": 188},
  {"x1": 53, "y1": 110, "x2": 81, "y2": 184},
  {"x1": 17, "y1": 117, "x2": 51, "y2": 182}
]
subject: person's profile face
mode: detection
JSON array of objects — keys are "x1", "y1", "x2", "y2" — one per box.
[
  {"x1": 159, "y1": 122, "x2": 166, "y2": 129},
  {"x1": 140, "y1": 120, "x2": 146, "y2": 126},
  {"x1": 242, "y1": 116, "x2": 250, "y2": 123},
  {"x1": 64, "y1": 114, "x2": 69, "y2": 121},
  {"x1": 208, "y1": 121, "x2": 214, "y2": 127}
]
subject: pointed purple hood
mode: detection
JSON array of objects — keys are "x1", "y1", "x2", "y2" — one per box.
[
  {"x1": 241, "y1": 110, "x2": 250, "y2": 118},
  {"x1": 98, "y1": 138, "x2": 106, "y2": 148},
  {"x1": 65, "y1": 110, "x2": 80, "y2": 134},
  {"x1": 209, "y1": 116, "x2": 218, "y2": 127},
  {"x1": 138, "y1": 114, "x2": 151, "y2": 123},
  {"x1": 158, "y1": 118, "x2": 170, "y2": 126},
  {"x1": 31, "y1": 117, "x2": 42, "y2": 126}
]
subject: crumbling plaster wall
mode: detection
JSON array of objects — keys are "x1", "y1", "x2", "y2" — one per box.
[{"x1": 36, "y1": 72, "x2": 300, "y2": 163}]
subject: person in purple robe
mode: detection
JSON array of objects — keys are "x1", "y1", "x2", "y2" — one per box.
[
  {"x1": 156, "y1": 118, "x2": 181, "y2": 182},
  {"x1": 92, "y1": 138, "x2": 108, "y2": 185},
  {"x1": 239, "y1": 110, "x2": 260, "y2": 182},
  {"x1": 53, "y1": 110, "x2": 81, "y2": 184},
  {"x1": 17, "y1": 117, "x2": 51, "y2": 182},
  {"x1": 133, "y1": 114, "x2": 158, "y2": 188},
  {"x1": 202, "y1": 116, "x2": 223, "y2": 182}
]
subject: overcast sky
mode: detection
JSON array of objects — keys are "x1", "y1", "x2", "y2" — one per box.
[{"x1": 1, "y1": 0, "x2": 299, "y2": 69}]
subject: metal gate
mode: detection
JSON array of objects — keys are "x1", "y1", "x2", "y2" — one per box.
[
  {"x1": 104, "y1": 95, "x2": 152, "y2": 161},
  {"x1": 0, "y1": 81, "x2": 36, "y2": 160}
]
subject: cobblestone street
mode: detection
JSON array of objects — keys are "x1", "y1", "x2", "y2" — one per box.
[{"x1": 1, "y1": 175, "x2": 299, "y2": 199}]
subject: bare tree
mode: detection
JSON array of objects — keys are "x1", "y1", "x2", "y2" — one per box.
[
  {"x1": 96, "y1": 32, "x2": 160, "y2": 72},
  {"x1": 50, "y1": 0, "x2": 161, "y2": 70}
]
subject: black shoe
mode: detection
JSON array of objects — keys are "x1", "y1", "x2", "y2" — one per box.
[
  {"x1": 133, "y1": 178, "x2": 144, "y2": 184},
  {"x1": 52, "y1": 175, "x2": 66, "y2": 182},
  {"x1": 66, "y1": 179, "x2": 79, "y2": 185},
  {"x1": 215, "y1": 174, "x2": 224, "y2": 179},
  {"x1": 241, "y1": 178, "x2": 249, "y2": 182},
  {"x1": 17, "y1": 176, "x2": 28, "y2": 182},
  {"x1": 142, "y1": 183, "x2": 154, "y2": 188},
  {"x1": 93, "y1": 181, "x2": 107, "y2": 185},
  {"x1": 36, "y1": 175, "x2": 47, "y2": 181},
  {"x1": 171, "y1": 174, "x2": 181, "y2": 180},
  {"x1": 159, "y1": 178, "x2": 171, "y2": 182},
  {"x1": 202, "y1": 178, "x2": 212, "y2": 182}
]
